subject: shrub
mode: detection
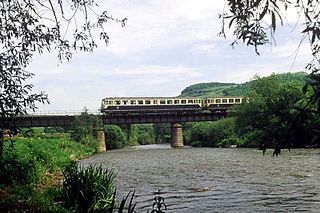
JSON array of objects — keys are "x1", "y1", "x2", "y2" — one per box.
[
  {"x1": 62, "y1": 161, "x2": 115, "y2": 212},
  {"x1": 137, "y1": 132, "x2": 155, "y2": 145},
  {"x1": 104, "y1": 125, "x2": 126, "y2": 149},
  {"x1": 70, "y1": 108, "x2": 102, "y2": 151},
  {"x1": 0, "y1": 149, "x2": 41, "y2": 185},
  {"x1": 190, "y1": 118, "x2": 236, "y2": 147},
  {"x1": 0, "y1": 185, "x2": 68, "y2": 212},
  {"x1": 218, "y1": 134, "x2": 241, "y2": 147}
]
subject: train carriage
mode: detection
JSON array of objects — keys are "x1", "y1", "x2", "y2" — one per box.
[
  {"x1": 202, "y1": 96, "x2": 244, "y2": 112},
  {"x1": 101, "y1": 97, "x2": 202, "y2": 113}
]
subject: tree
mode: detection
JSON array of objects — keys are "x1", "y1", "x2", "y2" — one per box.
[
  {"x1": 220, "y1": 0, "x2": 320, "y2": 150},
  {"x1": 104, "y1": 125, "x2": 126, "y2": 149},
  {"x1": 0, "y1": 1, "x2": 126, "y2": 159},
  {"x1": 70, "y1": 108, "x2": 103, "y2": 151},
  {"x1": 233, "y1": 74, "x2": 319, "y2": 153}
]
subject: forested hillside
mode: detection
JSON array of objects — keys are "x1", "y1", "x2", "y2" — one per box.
[{"x1": 180, "y1": 72, "x2": 308, "y2": 97}]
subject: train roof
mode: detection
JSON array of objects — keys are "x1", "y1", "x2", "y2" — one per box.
[
  {"x1": 102, "y1": 96, "x2": 243, "y2": 100},
  {"x1": 102, "y1": 96, "x2": 200, "y2": 100}
]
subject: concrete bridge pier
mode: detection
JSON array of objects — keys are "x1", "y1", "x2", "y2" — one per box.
[
  {"x1": 96, "y1": 128, "x2": 106, "y2": 152},
  {"x1": 170, "y1": 123, "x2": 184, "y2": 148}
]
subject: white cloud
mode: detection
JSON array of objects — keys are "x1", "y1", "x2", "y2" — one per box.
[{"x1": 25, "y1": 0, "x2": 314, "y2": 111}]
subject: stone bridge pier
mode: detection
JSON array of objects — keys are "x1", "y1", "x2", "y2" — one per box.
[
  {"x1": 170, "y1": 123, "x2": 184, "y2": 148},
  {"x1": 96, "y1": 128, "x2": 106, "y2": 152}
]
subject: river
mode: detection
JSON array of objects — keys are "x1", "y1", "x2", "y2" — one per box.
[{"x1": 81, "y1": 145, "x2": 320, "y2": 212}]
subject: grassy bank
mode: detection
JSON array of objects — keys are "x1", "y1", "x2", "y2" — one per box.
[{"x1": 0, "y1": 133, "x2": 96, "y2": 212}]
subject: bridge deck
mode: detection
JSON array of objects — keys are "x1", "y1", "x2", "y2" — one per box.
[{"x1": 1, "y1": 110, "x2": 228, "y2": 127}]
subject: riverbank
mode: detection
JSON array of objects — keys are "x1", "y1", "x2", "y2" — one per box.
[{"x1": 0, "y1": 133, "x2": 96, "y2": 212}]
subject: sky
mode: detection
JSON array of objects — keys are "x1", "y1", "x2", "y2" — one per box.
[{"x1": 28, "y1": 0, "x2": 313, "y2": 112}]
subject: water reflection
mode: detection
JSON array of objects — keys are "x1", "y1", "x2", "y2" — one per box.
[{"x1": 81, "y1": 146, "x2": 320, "y2": 212}]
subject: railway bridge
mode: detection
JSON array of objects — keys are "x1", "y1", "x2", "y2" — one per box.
[{"x1": 1, "y1": 110, "x2": 228, "y2": 152}]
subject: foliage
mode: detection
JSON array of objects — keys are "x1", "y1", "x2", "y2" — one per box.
[
  {"x1": 70, "y1": 109, "x2": 102, "y2": 151},
  {"x1": 153, "y1": 123, "x2": 171, "y2": 144},
  {"x1": 104, "y1": 125, "x2": 126, "y2": 149},
  {"x1": 115, "y1": 190, "x2": 137, "y2": 213},
  {"x1": 0, "y1": 185, "x2": 68, "y2": 213},
  {"x1": 189, "y1": 118, "x2": 236, "y2": 147},
  {"x1": 61, "y1": 161, "x2": 115, "y2": 212},
  {"x1": 233, "y1": 74, "x2": 319, "y2": 149},
  {"x1": 44, "y1": 126, "x2": 65, "y2": 134},
  {"x1": 180, "y1": 72, "x2": 307, "y2": 98},
  {"x1": 180, "y1": 82, "x2": 237, "y2": 97},
  {"x1": 151, "y1": 190, "x2": 167, "y2": 213},
  {"x1": 0, "y1": 145, "x2": 41, "y2": 185},
  {"x1": 220, "y1": 0, "x2": 320, "y2": 55},
  {"x1": 0, "y1": 136, "x2": 94, "y2": 186},
  {"x1": 134, "y1": 124, "x2": 156, "y2": 145}
]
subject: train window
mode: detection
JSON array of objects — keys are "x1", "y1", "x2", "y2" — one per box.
[
  {"x1": 181, "y1": 100, "x2": 187, "y2": 104},
  {"x1": 222, "y1": 99, "x2": 227, "y2": 103},
  {"x1": 115, "y1": 101, "x2": 121, "y2": 105},
  {"x1": 123, "y1": 100, "x2": 128, "y2": 105},
  {"x1": 167, "y1": 100, "x2": 173, "y2": 104},
  {"x1": 188, "y1": 100, "x2": 193, "y2": 103},
  {"x1": 153, "y1": 100, "x2": 158, "y2": 104},
  {"x1": 108, "y1": 101, "x2": 113, "y2": 105},
  {"x1": 160, "y1": 100, "x2": 165, "y2": 104},
  {"x1": 130, "y1": 100, "x2": 136, "y2": 105},
  {"x1": 229, "y1": 99, "x2": 234, "y2": 103},
  {"x1": 235, "y1": 98, "x2": 241, "y2": 103},
  {"x1": 215, "y1": 99, "x2": 221, "y2": 103},
  {"x1": 138, "y1": 100, "x2": 143, "y2": 105},
  {"x1": 145, "y1": 100, "x2": 151, "y2": 104},
  {"x1": 174, "y1": 100, "x2": 179, "y2": 104}
]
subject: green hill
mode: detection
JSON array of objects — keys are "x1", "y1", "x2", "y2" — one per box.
[{"x1": 180, "y1": 72, "x2": 308, "y2": 97}]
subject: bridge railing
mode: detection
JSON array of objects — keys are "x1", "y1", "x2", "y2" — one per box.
[{"x1": 25, "y1": 110, "x2": 101, "y2": 116}]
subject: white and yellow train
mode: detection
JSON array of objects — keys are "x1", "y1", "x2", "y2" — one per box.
[{"x1": 101, "y1": 96, "x2": 244, "y2": 113}]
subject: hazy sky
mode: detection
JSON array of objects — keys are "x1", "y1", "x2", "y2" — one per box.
[{"x1": 29, "y1": 0, "x2": 312, "y2": 112}]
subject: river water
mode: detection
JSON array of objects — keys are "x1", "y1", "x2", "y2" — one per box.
[{"x1": 81, "y1": 145, "x2": 320, "y2": 212}]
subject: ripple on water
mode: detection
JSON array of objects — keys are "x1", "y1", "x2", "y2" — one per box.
[{"x1": 80, "y1": 146, "x2": 320, "y2": 212}]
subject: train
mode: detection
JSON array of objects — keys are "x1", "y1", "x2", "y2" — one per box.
[{"x1": 100, "y1": 96, "x2": 244, "y2": 113}]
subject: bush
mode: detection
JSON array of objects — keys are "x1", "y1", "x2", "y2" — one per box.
[
  {"x1": 218, "y1": 135, "x2": 241, "y2": 147},
  {"x1": 238, "y1": 130, "x2": 266, "y2": 148},
  {"x1": 62, "y1": 161, "x2": 115, "y2": 212},
  {"x1": 104, "y1": 125, "x2": 126, "y2": 149},
  {"x1": 0, "y1": 136, "x2": 95, "y2": 186},
  {"x1": 189, "y1": 118, "x2": 236, "y2": 147},
  {"x1": 0, "y1": 185, "x2": 68, "y2": 212},
  {"x1": 79, "y1": 135, "x2": 99, "y2": 152},
  {"x1": 0, "y1": 149, "x2": 41, "y2": 185},
  {"x1": 70, "y1": 109, "x2": 102, "y2": 151},
  {"x1": 137, "y1": 132, "x2": 155, "y2": 145}
]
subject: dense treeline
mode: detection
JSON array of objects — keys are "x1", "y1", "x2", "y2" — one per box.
[{"x1": 185, "y1": 73, "x2": 320, "y2": 152}]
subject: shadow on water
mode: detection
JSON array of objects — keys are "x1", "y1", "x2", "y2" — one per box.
[{"x1": 81, "y1": 147, "x2": 320, "y2": 212}]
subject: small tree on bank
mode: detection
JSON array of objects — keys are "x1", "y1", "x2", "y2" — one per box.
[{"x1": 70, "y1": 109, "x2": 103, "y2": 151}]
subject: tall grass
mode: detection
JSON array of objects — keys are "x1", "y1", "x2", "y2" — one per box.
[{"x1": 61, "y1": 161, "x2": 115, "y2": 212}]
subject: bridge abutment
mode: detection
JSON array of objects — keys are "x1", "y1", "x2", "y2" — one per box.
[
  {"x1": 96, "y1": 129, "x2": 106, "y2": 152},
  {"x1": 170, "y1": 123, "x2": 184, "y2": 148}
]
